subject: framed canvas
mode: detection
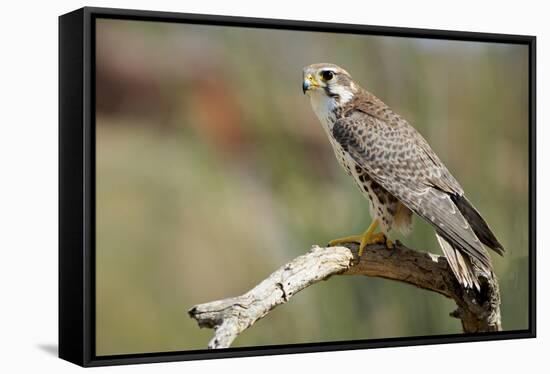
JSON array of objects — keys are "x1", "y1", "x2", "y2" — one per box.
[{"x1": 59, "y1": 6, "x2": 536, "y2": 367}]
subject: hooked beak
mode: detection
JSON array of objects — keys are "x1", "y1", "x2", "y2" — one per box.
[{"x1": 302, "y1": 74, "x2": 319, "y2": 94}]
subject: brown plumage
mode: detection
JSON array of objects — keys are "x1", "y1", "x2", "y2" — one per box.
[{"x1": 303, "y1": 63, "x2": 504, "y2": 290}]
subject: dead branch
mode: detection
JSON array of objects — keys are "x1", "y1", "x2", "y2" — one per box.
[{"x1": 188, "y1": 242, "x2": 501, "y2": 348}]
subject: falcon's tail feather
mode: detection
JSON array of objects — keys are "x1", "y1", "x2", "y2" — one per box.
[
  {"x1": 435, "y1": 233, "x2": 480, "y2": 290},
  {"x1": 451, "y1": 194, "x2": 505, "y2": 256}
]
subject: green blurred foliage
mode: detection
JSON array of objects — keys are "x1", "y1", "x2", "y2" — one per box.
[{"x1": 95, "y1": 19, "x2": 529, "y2": 356}]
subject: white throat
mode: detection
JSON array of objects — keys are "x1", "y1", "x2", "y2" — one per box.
[{"x1": 308, "y1": 86, "x2": 354, "y2": 130}]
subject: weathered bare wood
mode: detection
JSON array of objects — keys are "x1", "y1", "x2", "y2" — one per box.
[{"x1": 188, "y1": 242, "x2": 501, "y2": 348}]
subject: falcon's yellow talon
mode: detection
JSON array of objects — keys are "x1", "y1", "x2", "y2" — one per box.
[
  {"x1": 370, "y1": 233, "x2": 394, "y2": 249},
  {"x1": 329, "y1": 235, "x2": 363, "y2": 247},
  {"x1": 370, "y1": 232, "x2": 387, "y2": 244},
  {"x1": 358, "y1": 241, "x2": 368, "y2": 257},
  {"x1": 330, "y1": 219, "x2": 391, "y2": 257}
]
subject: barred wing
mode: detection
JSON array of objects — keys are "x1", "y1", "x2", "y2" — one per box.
[{"x1": 331, "y1": 114, "x2": 492, "y2": 276}]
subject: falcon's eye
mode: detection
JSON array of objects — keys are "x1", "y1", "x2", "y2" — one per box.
[{"x1": 321, "y1": 70, "x2": 334, "y2": 81}]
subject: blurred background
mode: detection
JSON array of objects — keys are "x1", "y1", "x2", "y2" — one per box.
[{"x1": 95, "y1": 18, "x2": 529, "y2": 356}]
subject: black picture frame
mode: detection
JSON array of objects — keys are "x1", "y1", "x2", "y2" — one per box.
[{"x1": 59, "y1": 6, "x2": 537, "y2": 367}]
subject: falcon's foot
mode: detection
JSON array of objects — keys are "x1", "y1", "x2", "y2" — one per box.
[
  {"x1": 370, "y1": 233, "x2": 394, "y2": 250},
  {"x1": 328, "y1": 234, "x2": 365, "y2": 247},
  {"x1": 328, "y1": 219, "x2": 393, "y2": 256}
]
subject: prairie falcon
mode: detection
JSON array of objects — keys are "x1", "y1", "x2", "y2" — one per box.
[{"x1": 303, "y1": 63, "x2": 504, "y2": 289}]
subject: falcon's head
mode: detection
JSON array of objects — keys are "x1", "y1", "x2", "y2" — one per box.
[{"x1": 302, "y1": 63, "x2": 359, "y2": 108}]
